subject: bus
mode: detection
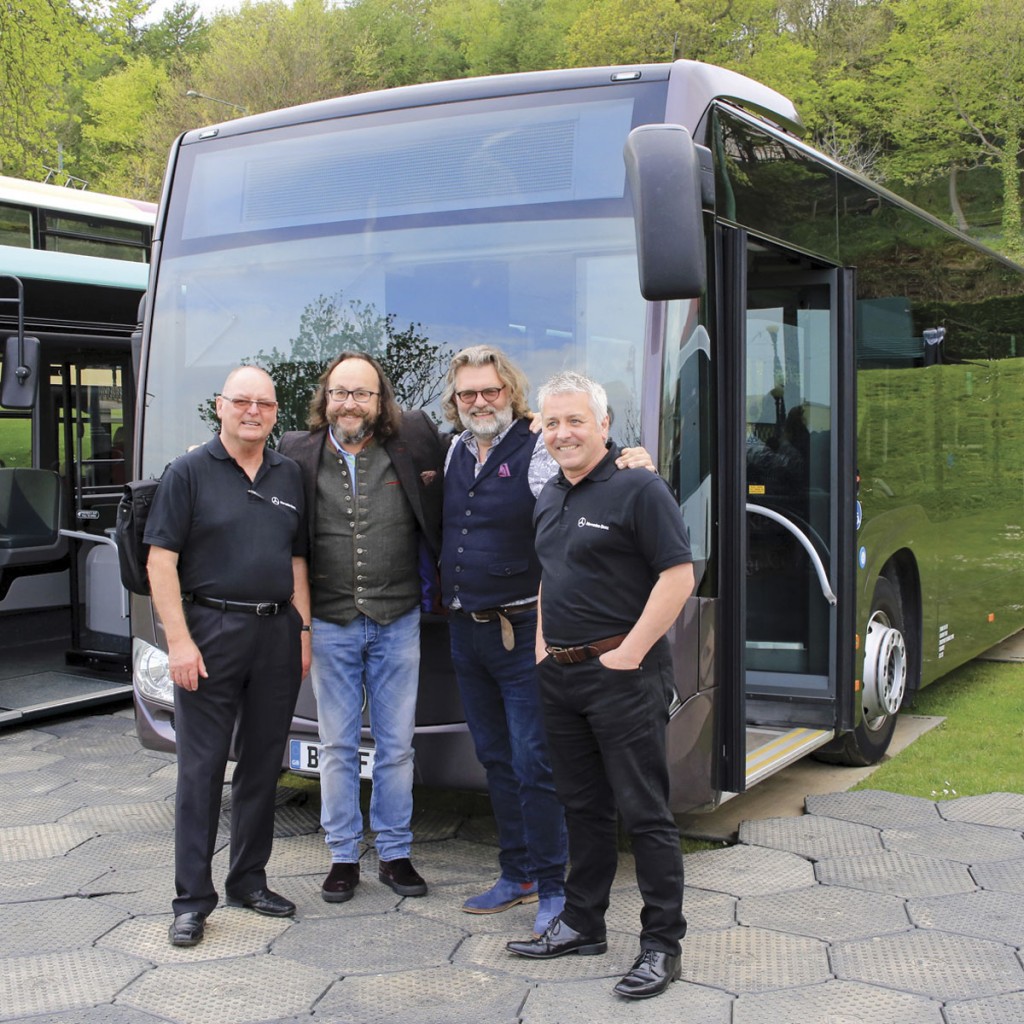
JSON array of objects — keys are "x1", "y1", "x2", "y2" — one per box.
[
  {"x1": 0, "y1": 175, "x2": 156, "y2": 725},
  {"x1": 129, "y1": 60, "x2": 1024, "y2": 810}
]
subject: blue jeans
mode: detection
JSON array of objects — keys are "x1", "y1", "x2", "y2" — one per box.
[
  {"x1": 449, "y1": 609, "x2": 566, "y2": 897},
  {"x1": 310, "y1": 607, "x2": 420, "y2": 863}
]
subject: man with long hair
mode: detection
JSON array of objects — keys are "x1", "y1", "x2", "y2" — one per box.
[{"x1": 279, "y1": 352, "x2": 447, "y2": 904}]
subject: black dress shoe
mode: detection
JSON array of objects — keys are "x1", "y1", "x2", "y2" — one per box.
[
  {"x1": 507, "y1": 915, "x2": 607, "y2": 959},
  {"x1": 168, "y1": 912, "x2": 205, "y2": 947},
  {"x1": 612, "y1": 949, "x2": 682, "y2": 999},
  {"x1": 225, "y1": 887, "x2": 296, "y2": 917},
  {"x1": 322, "y1": 862, "x2": 360, "y2": 903},
  {"x1": 378, "y1": 857, "x2": 427, "y2": 896}
]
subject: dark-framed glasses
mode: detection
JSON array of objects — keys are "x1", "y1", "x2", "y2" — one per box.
[
  {"x1": 327, "y1": 387, "x2": 378, "y2": 404},
  {"x1": 455, "y1": 385, "x2": 506, "y2": 404},
  {"x1": 221, "y1": 394, "x2": 278, "y2": 411}
]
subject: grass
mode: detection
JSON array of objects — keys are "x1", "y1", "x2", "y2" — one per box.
[{"x1": 852, "y1": 656, "x2": 1024, "y2": 799}]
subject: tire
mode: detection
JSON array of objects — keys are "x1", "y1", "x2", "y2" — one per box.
[{"x1": 814, "y1": 575, "x2": 908, "y2": 767}]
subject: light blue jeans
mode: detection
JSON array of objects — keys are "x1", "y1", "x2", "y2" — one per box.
[{"x1": 310, "y1": 607, "x2": 420, "y2": 863}]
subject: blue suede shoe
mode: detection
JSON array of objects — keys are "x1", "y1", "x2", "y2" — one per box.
[
  {"x1": 462, "y1": 877, "x2": 538, "y2": 914},
  {"x1": 532, "y1": 894, "x2": 565, "y2": 936}
]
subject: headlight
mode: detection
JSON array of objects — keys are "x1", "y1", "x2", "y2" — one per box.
[{"x1": 133, "y1": 637, "x2": 174, "y2": 704}]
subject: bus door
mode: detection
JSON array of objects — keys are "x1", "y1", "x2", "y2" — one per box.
[
  {"x1": 49, "y1": 354, "x2": 133, "y2": 669},
  {"x1": 737, "y1": 236, "x2": 855, "y2": 787}
]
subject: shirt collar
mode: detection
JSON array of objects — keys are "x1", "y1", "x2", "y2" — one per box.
[
  {"x1": 554, "y1": 441, "x2": 620, "y2": 488},
  {"x1": 457, "y1": 417, "x2": 519, "y2": 461}
]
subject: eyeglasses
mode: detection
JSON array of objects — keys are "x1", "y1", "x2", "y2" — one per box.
[
  {"x1": 221, "y1": 395, "x2": 278, "y2": 411},
  {"x1": 455, "y1": 385, "x2": 506, "y2": 404},
  {"x1": 327, "y1": 387, "x2": 379, "y2": 404}
]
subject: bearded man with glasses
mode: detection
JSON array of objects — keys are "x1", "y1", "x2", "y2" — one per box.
[{"x1": 279, "y1": 351, "x2": 447, "y2": 904}]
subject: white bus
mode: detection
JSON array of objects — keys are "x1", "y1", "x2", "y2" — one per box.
[{"x1": 0, "y1": 176, "x2": 155, "y2": 723}]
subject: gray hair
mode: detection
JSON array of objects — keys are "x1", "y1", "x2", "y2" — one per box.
[
  {"x1": 537, "y1": 371, "x2": 608, "y2": 425},
  {"x1": 441, "y1": 344, "x2": 532, "y2": 425}
]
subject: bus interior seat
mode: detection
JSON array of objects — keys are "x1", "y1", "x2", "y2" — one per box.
[{"x1": 0, "y1": 468, "x2": 65, "y2": 564}]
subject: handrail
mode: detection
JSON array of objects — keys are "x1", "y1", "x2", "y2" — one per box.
[{"x1": 746, "y1": 503, "x2": 837, "y2": 605}]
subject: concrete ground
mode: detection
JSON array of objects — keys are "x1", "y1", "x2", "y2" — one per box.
[{"x1": 1, "y1": 708, "x2": 1023, "y2": 1024}]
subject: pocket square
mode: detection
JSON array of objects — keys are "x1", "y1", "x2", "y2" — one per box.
[{"x1": 498, "y1": 463, "x2": 511, "y2": 478}]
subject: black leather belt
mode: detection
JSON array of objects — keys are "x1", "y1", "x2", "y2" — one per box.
[
  {"x1": 545, "y1": 633, "x2": 629, "y2": 665},
  {"x1": 184, "y1": 593, "x2": 287, "y2": 616}
]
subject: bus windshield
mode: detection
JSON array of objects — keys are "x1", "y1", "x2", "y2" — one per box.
[{"x1": 143, "y1": 82, "x2": 667, "y2": 474}]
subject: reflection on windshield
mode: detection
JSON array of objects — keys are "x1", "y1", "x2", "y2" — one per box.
[{"x1": 144, "y1": 217, "x2": 646, "y2": 471}]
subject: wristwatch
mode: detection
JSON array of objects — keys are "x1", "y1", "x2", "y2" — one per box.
[{"x1": 300, "y1": 625, "x2": 311, "y2": 633}]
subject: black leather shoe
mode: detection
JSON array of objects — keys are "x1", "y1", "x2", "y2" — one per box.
[
  {"x1": 225, "y1": 887, "x2": 296, "y2": 917},
  {"x1": 612, "y1": 949, "x2": 682, "y2": 999},
  {"x1": 168, "y1": 912, "x2": 205, "y2": 947},
  {"x1": 378, "y1": 857, "x2": 427, "y2": 896},
  {"x1": 322, "y1": 862, "x2": 360, "y2": 903},
  {"x1": 507, "y1": 915, "x2": 608, "y2": 959}
]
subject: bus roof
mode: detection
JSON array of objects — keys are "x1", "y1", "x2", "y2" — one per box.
[
  {"x1": 0, "y1": 175, "x2": 157, "y2": 227},
  {"x1": 0, "y1": 246, "x2": 149, "y2": 290}
]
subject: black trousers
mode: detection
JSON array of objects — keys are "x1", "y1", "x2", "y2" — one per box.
[
  {"x1": 537, "y1": 643, "x2": 686, "y2": 954},
  {"x1": 172, "y1": 603, "x2": 302, "y2": 916}
]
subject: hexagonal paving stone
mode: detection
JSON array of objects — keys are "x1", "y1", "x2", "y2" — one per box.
[
  {"x1": 64, "y1": 832, "x2": 180, "y2": 874},
  {"x1": 0, "y1": 897, "x2": 128, "y2": 956},
  {"x1": 681, "y1": 926, "x2": 830, "y2": 994},
  {"x1": 315, "y1": 966, "x2": 528, "y2": 1024},
  {"x1": 938, "y1": 792, "x2": 1024, "y2": 830},
  {"x1": 739, "y1": 814, "x2": 884, "y2": 861},
  {"x1": 82, "y1": 866, "x2": 176, "y2": 915},
  {"x1": 0, "y1": 857, "x2": 107, "y2": 905},
  {"x1": 0, "y1": 948, "x2": 148, "y2": 1019},
  {"x1": 0, "y1": 749, "x2": 66, "y2": 775},
  {"x1": 0, "y1": 769, "x2": 70, "y2": 799},
  {"x1": 522, "y1": 975, "x2": 733, "y2": 1024},
  {"x1": 457, "y1": 930, "x2": 634, "y2": 983},
  {"x1": 4, "y1": 790, "x2": 89, "y2": 826},
  {"x1": 738, "y1": 884, "x2": 911, "y2": 942},
  {"x1": 684, "y1": 843, "x2": 816, "y2": 896},
  {"x1": 970, "y1": 857, "x2": 1024, "y2": 894},
  {"x1": 0, "y1": 1007, "x2": 167, "y2": 1024},
  {"x1": 805, "y1": 791, "x2": 941, "y2": 829},
  {"x1": 907, "y1": 889, "x2": 1024, "y2": 946},
  {"x1": 273, "y1": 912, "x2": 465, "y2": 974},
  {"x1": 943, "y1": 991, "x2": 1024, "y2": 1024},
  {"x1": 60, "y1": 800, "x2": 176, "y2": 834},
  {"x1": 99, "y1": 907, "x2": 292, "y2": 963},
  {"x1": 831, "y1": 929, "x2": 1024, "y2": 1000},
  {"x1": 732, "y1": 978, "x2": 944, "y2": 1024},
  {"x1": 0, "y1": 822, "x2": 96, "y2": 863},
  {"x1": 816, "y1": 851, "x2": 977, "y2": 898},
  {"x1": 117, "y1": 953, "x2": 335, "y2": 1024},
  {"x1": 881, "y1": 821, "x2": 1024, "y2": 864}
]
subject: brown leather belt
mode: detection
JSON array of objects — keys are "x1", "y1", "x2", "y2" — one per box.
[
  {"x1": 545, "y1": 633, "x2": 628, "y2": 665},
  {"x1": 461, "y1": 601, "x2": 538, "y2": 651}
]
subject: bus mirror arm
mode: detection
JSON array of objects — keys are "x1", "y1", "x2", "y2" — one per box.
[
  {"x1": 0, "y1": 275, "x2": 41, "y2": 410},
  {"x1": 624, "y1": 124, "x2": 708, "y2": 302}
]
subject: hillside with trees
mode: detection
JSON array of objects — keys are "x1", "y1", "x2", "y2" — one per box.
[{"x1": 2, "y1": 0, "x2": 1021, "y2": 258}]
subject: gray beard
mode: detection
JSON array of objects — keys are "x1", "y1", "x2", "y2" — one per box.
[
  {"x1": 331, "y1": 420, "x2": 372, "y2": 445},
  {"x1": 460, "y1": 404, "x2": 514, "y2": 440}
]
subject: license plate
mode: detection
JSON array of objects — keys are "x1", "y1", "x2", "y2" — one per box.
[{"x1": 288, "y1": 739, "x2": 375, "y2": 779}]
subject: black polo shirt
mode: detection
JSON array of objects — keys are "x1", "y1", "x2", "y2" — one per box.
[
  {"x1": 533, "y1": 443, "x2": 691, "y2": 647},
  {"x1": 145, "y1": 434, "x2": 308, "y2": 603}
]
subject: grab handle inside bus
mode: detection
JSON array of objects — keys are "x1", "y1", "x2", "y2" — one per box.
[{"x1": 624, "y1": 124, "x2": 709, "y2": 302}]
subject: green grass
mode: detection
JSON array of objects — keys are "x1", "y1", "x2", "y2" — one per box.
[
  {"x1": 852, "y1": 657, "x2": 1024, "y2": 799},
  {"x1": 0, "y1": 415, "x2": 32, "y2": 468}
]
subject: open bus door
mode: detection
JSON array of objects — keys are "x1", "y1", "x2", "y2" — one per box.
[{"x1": 727, "y1": 229, "x2": 857, "y2": 790}]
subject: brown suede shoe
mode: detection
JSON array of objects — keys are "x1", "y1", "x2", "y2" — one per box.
[
  {"x1": 322, "y1": 861, "x2": 360, "y2": 903},
  {"x1": 378, "y1": 857, "x2": 427, "y2": 896}
]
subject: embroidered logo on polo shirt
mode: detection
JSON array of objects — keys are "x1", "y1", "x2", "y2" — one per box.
[
  {"x1": 271, "y1": 496, "x2": 298, "y2": 512},
  {"x1": 577, "y1": 517, "x2": 609, "y2": 531}
]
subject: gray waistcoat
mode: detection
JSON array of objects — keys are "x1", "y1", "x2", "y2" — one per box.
[{"x1": 311, "y1": 438, "x2": 419, "y2": 626}]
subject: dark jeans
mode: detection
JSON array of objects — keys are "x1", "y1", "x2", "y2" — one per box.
[
  {"x1": 173, "y1": 603, "x2": 302, "y2": 916},
  {"x1": 538, "y1": 643, "x2": 686, "y2": 954},
  {"x1": 449, "y1": 609, "x2": 567, "y2": 896}
]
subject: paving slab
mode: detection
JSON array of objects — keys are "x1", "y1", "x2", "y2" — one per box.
[{"x1": 2, "y1": 708, "x2": 1024, "y2": 1024}]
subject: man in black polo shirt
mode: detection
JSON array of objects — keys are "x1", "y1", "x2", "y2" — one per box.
[
  {"x1": 507, "y1": 371, "x2": 694, "y2": 1001},
  {"x1": 146, "y1": 365, "x2": 311, "y2": 948}
]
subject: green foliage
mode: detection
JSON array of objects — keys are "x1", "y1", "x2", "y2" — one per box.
[{"x1": 853, "y1": 658, "x2": 1024, "y2": 798}]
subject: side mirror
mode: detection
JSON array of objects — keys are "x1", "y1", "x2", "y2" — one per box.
[
  {"x1": 624, "y1": 124, "x2": 709, "y2": 301},
  {"x1": 1, "y1": 334, "x2": 41, "y2": 409},
  {"x1": 0, "y1": 276, "x2": 40, "y2": 410}
]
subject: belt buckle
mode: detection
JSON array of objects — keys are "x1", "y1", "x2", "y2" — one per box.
[
  {"x1": 470, "y1": 611, "x2": 491, "y2": 623},
  {"x1": 255, "y1": 602, "x2": 276, "y2": 616}
]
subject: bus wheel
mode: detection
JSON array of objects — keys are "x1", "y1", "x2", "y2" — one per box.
[{"x1": 815, "y1": 576, "x2": 907, "y2": 767}]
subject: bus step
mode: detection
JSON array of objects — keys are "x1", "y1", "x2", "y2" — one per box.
[{"x1": 745, "y1": 726, "x2": 834, "y2": 788}]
